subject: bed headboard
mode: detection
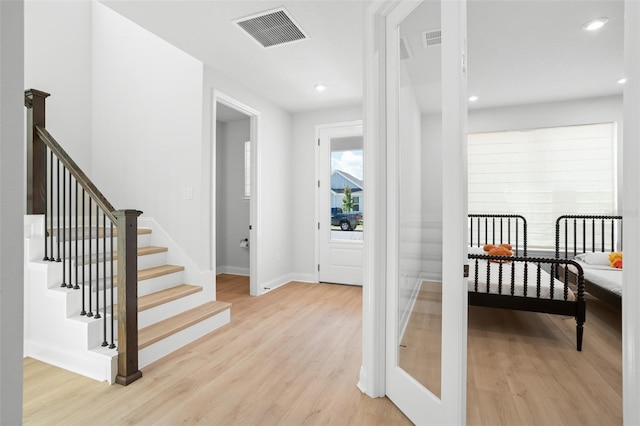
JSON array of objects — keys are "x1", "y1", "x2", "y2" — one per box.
[
  {"x1": 555, "y1": 215, "x2": 623, "y2": 259},
  {"x1": 468, "y1": 213, "x2": 527, "y2": 256}
]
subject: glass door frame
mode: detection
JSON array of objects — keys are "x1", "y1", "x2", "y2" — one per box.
[{"x1": 361, "y1": 0, "x2": 468, "y2": 423}]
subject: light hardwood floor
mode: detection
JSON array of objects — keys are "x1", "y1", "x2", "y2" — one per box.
[
  {"x1": 23, "y1": 276, "x2": 621, "y2": 425},
  {"x1": 23, "y1": 275, "x2": 411, "y2": 425},
  {"x1": 467, "y1": 292, "x2": 622, "y2": 426}
]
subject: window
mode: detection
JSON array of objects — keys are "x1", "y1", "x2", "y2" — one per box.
[
  {"x1": 244, "y1": 141, "x2": 250, "y2": 198},
  {"x1": 468, "y1": 123, "x2": 617, "y2": 249}
]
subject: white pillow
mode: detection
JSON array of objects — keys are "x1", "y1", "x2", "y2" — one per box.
[{"x1": 575, "y1": 252, "x2": 611, "y2": 266}]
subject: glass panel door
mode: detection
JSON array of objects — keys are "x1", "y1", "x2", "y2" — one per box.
[{"x1": 384, "y1": 0, "x2": 468, "y2": 424}]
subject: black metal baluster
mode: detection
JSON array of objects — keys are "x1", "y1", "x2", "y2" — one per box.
[
  {"x1": 56, "y1": 159, "x2": 61, "y2": 262},
  {"x1": 601, "y1": 219, "x2": 605, "y2": 252},
  {"x1": 48, "y1": 150, "x2": 54, "y2": 262},
  {"x1": 94, "y1": 205, "x2": 101, "y2": 319},
  {"x1": 611, "y1": 220, "x2": 615, "y2": 252},
  {"x1": 510, "y1": 260, "x2": 515, "y2": 296},
  {"x1": 470, "y1": 218, "x2": 474, "y2": 246},
  {"x1": 109, "y1": 222, "x2": 115, "y2": 349},
  {"x1": 523, "y1": 262, "x2": 528, "y2": 297},
  {"x1": 563, "y1": 220, "x2": 568, "y2": 259},
  {"x1": 94, "y1": 208, "x2": 102, "y2": 320},
  {"x1": 549, "y1": 264, "x2": 555, "y2": 300},
  {"x1": 484, "y1": 218, "x2": 487, "y2": 245},
  {"x1": 87, "y1": 198, "x2": 93, "y2": 317},
  {"x1": 81, "y1": 189, "x2": 86, "y2": 316},
  {"x1": 536, "y1": 262, "x2": 541, "y2": 298},
  {"x1": 61, "y1": 168, "x2": 68, "y2": 288},
  {"x1": 491, "y1": 217, "x2": 496, "y2": 245},
  {"x1": 485, "y1": 260, "x2": 491, "y2": 293},
  {"x1": 74, "y1": 180, "x2": 80, "y2": 290},
  {"x1": 101, "y1": 213, "x2": 107, "y2": 345},
  {"x1": 497, "y1": 262, "x2": 503, "y2": 295},
  {"x1": 591, "y1": 220, "x2": 595, "y2": 252},
  {"x1": 43, "y1": 148, "x2": 50, "y2": 261},
  {"x1": 474, "y1": 258, "x2": 479, "y2": 292}
]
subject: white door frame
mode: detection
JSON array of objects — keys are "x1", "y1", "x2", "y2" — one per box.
[
  {"x1": 362, "y1": 1, "x2": 640, "y2": 424},
  {"x1": 212, "y1": 90, "x2": 261, "y2": 296},
  {"x1": 623, "y1": 1, "x2": 640, "y2": 423},
  {"x1": 315, "y1": 120, "x2": 364, "y2": 285}
]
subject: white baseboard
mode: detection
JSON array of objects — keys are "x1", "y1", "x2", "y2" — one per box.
[
  {"x1": 287, "y1": 273, "x2": 316, "y2": 283},
  {"x1": 25, "y1": 339, "x2": 117, "y2": 384},
  {"x1": 216, "y1": 265, "x2": 250, "y2": 276}
]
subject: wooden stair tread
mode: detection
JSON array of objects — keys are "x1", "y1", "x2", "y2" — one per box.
[
  {"x1": 139, "y1": 284, "x2": 202, "y2": 312},
  {"x1": 113, "y1": 284, "x2": 202, "y2": 319},
  {"x1": 98, "y1": 227, "x2": 151, "y2": 238},
  {"x1": 138, "y1": 301, "x2": 231, "y2": 350},
  {"x1": 113, "y1": 264, "x2": 184, "y2": 285},
  {"x1": 112, "y1": 246, "x2": 167, "y2": 260}
]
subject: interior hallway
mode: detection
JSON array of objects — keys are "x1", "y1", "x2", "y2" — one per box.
[{"x1": 24, "y1": 276, "x2": 410, "y2": 425}]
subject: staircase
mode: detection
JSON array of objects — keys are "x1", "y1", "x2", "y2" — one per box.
[
  {"x1": 23, "y1": 89, "x2": 231, "y2": 384},
  {"x1": 24, "y1": 215, "x2": 231, "y2": 383}
]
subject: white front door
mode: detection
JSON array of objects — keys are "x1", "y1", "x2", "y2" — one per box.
[
  {"x1": 384, "y1": 0, "x2": 468, "y2": 424},
  {"x1": 317, "y1": 122, "x2": 364, "y2": 285}
]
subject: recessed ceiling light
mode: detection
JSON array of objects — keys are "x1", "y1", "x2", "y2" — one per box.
[
  {"x1": 468, "y1": 95, "x2": 479, "y2": 102},
  {"x1": 617, "y1": 77, "x2": 627, "y2": 84},
  {"x1": 314, "y1": 84, "x2": 326, "y2": 92},
  {"x1": 583, "y1": 17, "x2": 609, "y2": 31}
]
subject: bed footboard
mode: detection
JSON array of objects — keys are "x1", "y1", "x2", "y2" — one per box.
[{"x1": 468, "y1": 254, "x2": 586, "y2": 351}]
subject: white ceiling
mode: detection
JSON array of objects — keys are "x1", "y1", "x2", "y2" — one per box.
[{"x1": 101, "y1": 0, "x2": 625, "y2": 115}]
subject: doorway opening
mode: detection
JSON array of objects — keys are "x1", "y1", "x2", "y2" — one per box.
[{"x1": 214, "y1": 92, "x2": 259, "y2": 297}]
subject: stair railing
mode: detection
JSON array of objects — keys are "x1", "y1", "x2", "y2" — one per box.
[{"x1": 25, "y1": 89, "x2": 142, "y2": 385}]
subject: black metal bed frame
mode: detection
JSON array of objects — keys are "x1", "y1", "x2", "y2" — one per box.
[
  {"x1": 468, "y1": 213, "x2": 586, "y2": 351},
  {"x1": 555, "y1": 214, "x2": 623, "y2": 309}
]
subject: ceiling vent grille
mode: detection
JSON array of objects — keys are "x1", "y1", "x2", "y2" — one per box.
[
  {"x1": 399, "y1": 36, "x2": 413, "y2": 60},
  {"x1": 235, "y1": 8, "x2": 308, "y2": 48},
  {"x1": 422, "y1": 29, "x2": 442, "y2": 47}
]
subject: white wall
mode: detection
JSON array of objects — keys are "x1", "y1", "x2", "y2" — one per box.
[
  {"x1": 24, "y1": 0, "x2": 93, "y2": 172},
  {"x1": 203, "y1": 67, "x2": 293, "y2": 292},
  {"x1": 0, "y1": 0, "x2": 25, "y2": 423},
  {"x1": 468, "y1": 95, "x2": 624, "y2": 212},
  {"x1": 290, "y1": 105, "x2": 362, "y2": 279},
  {"x1": 216, "y1": 119, "x2": 250, "y2": 275},
  {"x1": 91, "y1": 2, "x2": 206, "y2": 267}
]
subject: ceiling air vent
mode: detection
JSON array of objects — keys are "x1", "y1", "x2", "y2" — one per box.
[
  {"x1": 399, "y1": 36, "x2": 413, "y2": 60},
  {"x1": 235, "y1": 8, "x2": 308, "y2": 48},
  {"x1": 422, "y1": 29, "x2": 442, "y2": 48}
]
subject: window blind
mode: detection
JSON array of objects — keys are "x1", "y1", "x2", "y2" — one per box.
[{"x1": 468, "y1": 122, "x2": 617, "y2": 249}]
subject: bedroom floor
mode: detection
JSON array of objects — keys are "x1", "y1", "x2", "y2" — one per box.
[{"x1": 466, "y1": 293, "x2": 622, "y2": 425}]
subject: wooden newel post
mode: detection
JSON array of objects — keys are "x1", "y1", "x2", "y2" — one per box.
[
  {"x1": 25, "y1": 89, "x2": 50, "y2": 215},
  {"x1": 115, "y1": 209, "x2": 143, "y2": 386}
]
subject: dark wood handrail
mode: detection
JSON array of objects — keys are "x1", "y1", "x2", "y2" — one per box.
[{"x1": 34, "y1": 125, "x2": 117, "y2": 223}]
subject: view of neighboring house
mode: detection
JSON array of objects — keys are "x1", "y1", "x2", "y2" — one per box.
[{"x1": 331, "y1": 170, "x2": 363, "y2": 213}]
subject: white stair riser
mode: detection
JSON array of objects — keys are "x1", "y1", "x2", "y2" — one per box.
[
  {"x1": 67, "y1": 251, "x2": 169, "y2": 279},
  {"x1": 138, "y1": 291, "x2": 204, "y2": 329},
  {"x1": 139, "y1": 271, "x2": 185, "y2": 297},
  {"x1": 138, "y1": 308, "x2": 230, "y2": 368},
  {"x1": 62, "y1": 268, "x2": 186, "y2": 311}
]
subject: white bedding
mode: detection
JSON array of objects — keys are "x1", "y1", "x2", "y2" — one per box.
[
  {"x1": 468, "y1": 259, "x2": 576, "y2": 301},
  {"x1": 569, "y1": 259, "x2": 622, "y2": 297}
]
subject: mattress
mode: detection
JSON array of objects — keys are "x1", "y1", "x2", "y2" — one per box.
[
  {"x1": 468, "y1": 259, "x2": 576, "y2": 301},
  {"x1": 570, "y1": 259, "x2": 622, "y2": 297}
]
